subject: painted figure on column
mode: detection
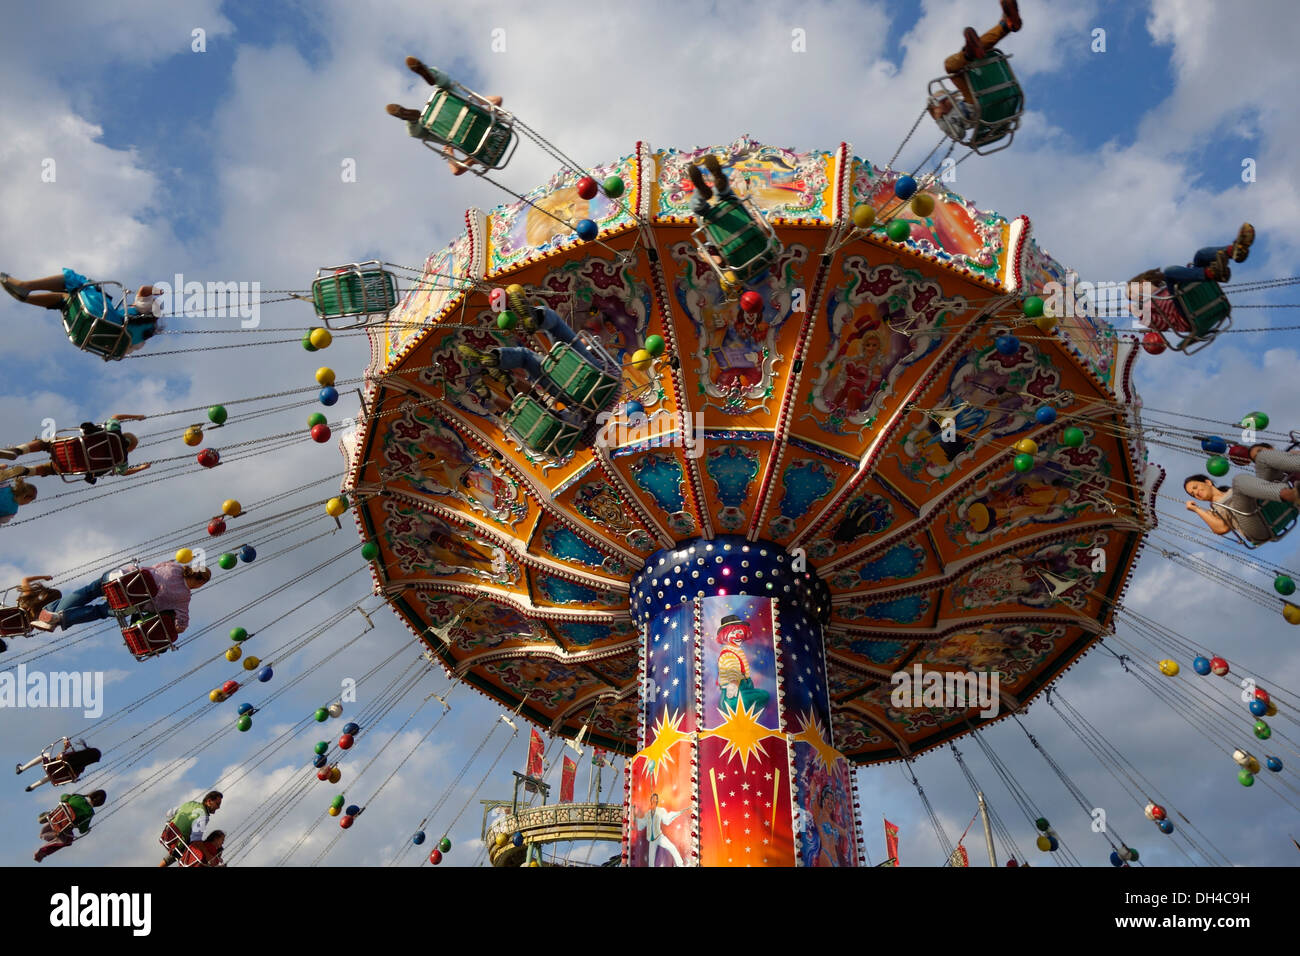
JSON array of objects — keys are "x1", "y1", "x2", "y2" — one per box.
[
  {"x1": 716, "y1": 614, "x2": 771, "y2": 715},
  {"x1": 635, "y1": 792, "x2": 686, "y2": 866}
]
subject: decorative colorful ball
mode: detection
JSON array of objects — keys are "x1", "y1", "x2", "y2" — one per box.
[
  {"x1": 209, "y1": 689, "x2": 225, "y2": 703},
  {"x1": 1121, "y1": 847, "x2": 1138, "y2": 862},
  {"x1": 307, "y1": 412, "x2": 327, "y2": 428},
  {"x1": 328, "y1": 767, "x2": 341, "y2": 784},
  {"x1": 413, "y1": 831, "x2": 426, "y2": 845},
  {"x1": 314, "y1": 708, "x2": 328, "y2": 722},
  {"x1": 1249, "y1": 699, "x2": 1267, "y2": 717},
  {"x1": 527, "y1": 860, "x2": 540, "y2": 867},
  {"x1": 309, "y1": 327, "x2": 332, "y2": 349},
  {"x1": 624, "y1": 400, "x2": 646, "y2": 423},
  {"x1": 208, "y1": 518, "x2": 226, "y2": 537},
  {"x1": 1034, "y1": 406, "x2": 1057, "y2": 425},
  {"x1": 1274, "y1": 575, "x2": 1296, "y2": 596},
  {"x1": 893, "y1": 175, "x2": 917, "y2": 200},
  {"x1": 340, "y1": 814, "x2": 354, "y2": 829},
  {"x1": 1206, "y1": 456, "x2": 1230, "y2": 477},
  {"x1": 197, "y1": 448, "x2": 220, "y2": 468},
  {"x1": 1061, "y1": 427, "x2": 1085, "y2": 448},
  {"x1": 439, "y1": 837, "x2": 451, "y2": 853},
  {"x1": 302, "y1": 335, "x2": 318, "y2": 352},
  {"x1": 739, "y1": 291, "x2": 763, "y2": 314},
  {"x1": 338, "y1": 733, "x2": 354, "y2": 750},
  {"x1": 495, "y1": 833, "x2": 508, "y2": 847},
  {"x1": 1149, "y1": 804, "x2": 1167, "y2": 821},
  {"x1": 317, "y1": 769, "x2": 330, "y2": 782},
  {"x1": 328, "y1": 703, "x2": 343, "y2": 719},
  {"x1": 1022, "y1": 296, "x2": 1044, "y2": 319},
  {"x1": 574, "y1": 219, "x2": 598, "y2": 241},
  {"x1": 575, "y1": 176, "x2": 598, "y2": 200},
  {"x1": 1242, "y1": 411, "x2": 1269, "y2": 430},
  {"x1": 851, "y1": 204, "x2": 876, "y2": 229},
  {"x1": 176, "y1": 548, "x2": 194, "y2": 565},
  {"x1": 183, "y1": 426, "x2": 203, "y2": 447},
  {"x1": 1239, "y1": 769, "x2": 1255, "y2": 787},
  {"x1": 314, "y1": 755, "x2": 328, "y2": 769},
  {"x1": 1283, "y1": 602, "x2": 1300, "y2": 625},
  {"x1": 1246, "y1": 756, "x2": 1261, "y2": 774},
  {"x1": 602, "y1": 175, "x2": 624, "y2": 198},
  {"x1": 1014, "y1": 439, "x2": 1038, "y2": 456},
  {"x1": 910, "y1": 192, "x2": 935, "y2": 217},
  {"x1": 217, "y1": 553, "x2": 236, "y2": 570},
  {"x1": 1047, "y1": 836, "x2": 1059, "y2": 852},
  {"x1": 1192, "y1": 656, "x2": 1211, "y2": 675},
  {"x1": 239, "y1": 658, "x2": 259, "y2": 676},
  {"x1": 1035, "y1": 835, "x2": 1052, "y2": 852},
  {"x1": 1140, "y1": 331, "x2": 1167, "y2": 355},
  {"x1": 1006, "y1": 859, "x2": 1019, "y2": 867},
  {"x1": 511, "y1": 832, "x2": 523, "y2": 848},
  {"x1": 258, "y1": 666, "x2": 273, "y2": 682},
  {"x1": 328, "y1": 805, "x2": 341, "y2": 816},
  {"x1": 225, "y1": 646, "x2": 241, "y2": 663},
  {"x1": 208, "y1": 405, "x2": 228, "y2": 425},
  {"x1": 1254, "y1": 720, "x2": 1271, "y2": 740},
  {"x1": 316, "y1": 367, "x2": 335, "y2": 387},
  {"x1": 236, "y1": 715, "x2": 252, "y2": 732},
  {"x1": 311, "y1": 424, "x2": 331, "y2": 443},
  {"x1": 360, "y1": 541, "x2": 379, "y2": 561},
  {"x1": 1266, "y1": 756, "x2": 1283, "y2": 772},
  {"x1": 429, "y1": 849, "x2": 443, "y2": 865},
  {"x1": 1157, "y1": 819, "x2": 1174, "y2": 835},
  {"x1": 346, "y1": 805, "x2": 360, "y2": 817},
  {"x1": 222, "y1": 499, "x2": 242, "y2": 518},
  {"x1": 1232, "y1": 749, "x2": 1252, "y2": 768},
  {"x1": 1253, "y1": 688, "x2": 1270, "y2": 705},
  {"x1": 1012, "y1": 453, "x2": 1034, "y2": 473},
  {"x1": 239, "y1": 545, "x2": 256, "y2": 563},
  {"x1": 230, "y1": 626, "x2": 248, "y2": 642},
  {"x1": 1109, "y1": 851, "x2": 1123, "y2": 867},
  {"x1": 1201, "y1": 436, "x2": 1228, "y2": 454},
  {"x1": 885, "y1": 219, "x2": 910, "y2": 242},
  {"x1": 1209, "y1": 656, "x2": 1229, "y2": 676},
  {"x1": 221, "y1": 680, "x2": 239, "y2": 696},
  {"x1": 1034, "y1": 314, "x2": 1058, "y2": 333},
  {"x1": 319, "y1": 386, "x2": 339, "y2": 406},
  {"x1": 315, "y1": 741, "x2": 329, "y2": 755},
  {"x1": 631, "y1": 348, "x2": 652, "y2": 370},
  {"x1": 995, "y1": 334, "x2": 1020, "y2": 355},
  {"x1": 1035, "y1": 817, "x2": 1050, "y2": 832},
  {"x1": 343, "y1": 722, "x2": 360, "y2": 736},
  {"x1": 325, "y1": 496, "x2": 347, "y2": 517},
  {"x1": 496, "y1": 311, "x2": 517, "y2": 331},
  {"x1": 1158, "y1": 659, "x2": 1180, "y2": 677}
]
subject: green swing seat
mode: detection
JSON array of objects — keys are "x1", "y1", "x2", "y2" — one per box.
[
  {"x1": 696, "y1": 198, "x2": 781, "y2": 285},
  {"x1": 419, "y1": 87, "x2": 516, "y2": 170},
  {"x1": 1238, "y1": 499, "x2": 1299, "y2": 549},
  {"x1": 1166, "y1": 281, "x2": 1231, "y2": 353},
  {"x1": 312, "y1": 263, "x2": 398, "y2": 325},
  {"x1": 502, "y1": 394, "x2": 583, "y2": 459},
  {"x1": 929, "y1": 50, "x2": 1024, "y2": 155},
  {"x1": 541, "y1": 342, "x2": 620, "y2": 411},
  {"x1": 62, "y1": 285, "x2": 134, "y2": 361}
]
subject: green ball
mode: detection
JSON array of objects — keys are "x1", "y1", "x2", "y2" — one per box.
[
  {"x1": 236, "y1": 715, "x2": 252, "y2": 732},
  {"x1": 497, "y1": 310, "x2": 517, "y2": 330},
  {"x1": 308, "y1": 412, "x2": 327, "y2": 428},
  {"x1": 886, "y1": 219, "x2": 911, "y2": 242},
  {"x1": 218, "y1": 553, "x2": 237, "y2": 570},
  {"x1": 1013, "y1": 453, "x2": 1034, "y2": 473},
  {"x1": 208, "y1": 405, "x2": 228, "y2": 425},
  {"x1": 315, "y1": 741, "x2": 329, "y2": 755},
  {"x1": 602, "y1": 175, "x2": 625, "y2": 198},
  {"x1": 1023, "y1": 296, "x2": 1044, "y2": 319},
  {"x1": 315, "y1": 708, "x2": 329, "y2": 722},
  {"x1": 302, "y1": 336, "x2": 318, "y2": 352},
  {"x1": 331, "y1": 794, "x2": 345, "y2": 808},
  {"x1": 1243, "y1": 411, "x2": 1269, "y2": 430},
  {"x1": 1061, "y1": 427, "x2": 1085, "y2": 448},
  {"x1": 644, "y1": 335, "x2": 665, "y2": 357},
  {"x1": 230, "y1": 626, "x2": 248, "y2": 642},
  {"x1": 439, "y1": 837, "x2": 452, "y2": 852},
  {"x1": 361, "y1": 541, "x2": 379, "y2": 561},
  {"x1": 1035, "y1": 817, "x2": 1050, "y2": 832},
  {"x1": 1238, "y1": 769, "x2": 1254, "y2": 787},
  {"x1": 1254, "y1": 720, "x2": 1271, "y2": 739},
  {"x1": 1275, "y1": 575, "x2": 1296, "y2": 596},
  {"x1": 1127, "y1": 848, "x2": 1139, "y2": 862},
  {"x1": 1206, "y1": 456, "x2": 1230, "y2": 477}
]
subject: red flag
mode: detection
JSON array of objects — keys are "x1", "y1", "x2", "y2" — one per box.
[
  {"x1": 884, "y1": 818, "x2": 900, "y2": 867},
  {"x1": 526, "y1": 728, "x2": 544, "y2": 778},
  {"x1": 560, "y1": 755, "x2": 577, "y2": 802}
]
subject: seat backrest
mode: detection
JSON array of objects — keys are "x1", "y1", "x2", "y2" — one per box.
[
  {"x1": 1174, "y1": 281, "x2": 1231, "y2": 336},
  {"x1": 967, "y1": 52, "x2": 1023, "y2": 124},
  {"x1": 0, "y1": 606, "x2": 30, "y2": 636}
]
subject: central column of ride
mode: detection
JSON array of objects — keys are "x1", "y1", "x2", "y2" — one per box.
[{"x1": 625, "y1": 536, "x2": 859, "y2": 867}]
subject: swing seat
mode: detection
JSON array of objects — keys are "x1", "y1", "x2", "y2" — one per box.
[
  {"x1": 418, "y1": 86, "x2": 517, "y2": 171},
  {"x1": 311, "y1": 262, "x2": 399, "y2": 327},
  {"x1": 178, "y1": 844, "x2": 209, "y2": 868},
  {"x1": 103, "y1": 567, "x2": 159, "y2": 611},
  {"x1": 61, "y1": 282, "x2": 136, "y2": 361},
  {"x1": 693, "y1": 198, "x2": 783, "y2": 288},
  {"x1": 502, "y1": 395, "x2": 583, "y2": 459},
  {"x1": 50, "y1": 430, "x2": 129, "y2": 482},
  {"x1": 0, "y1": 605, "x2": 30, "y2": 637},
  {"x1": 160, "y1": 822, "x2": 187, "y2": 852},
  {"x1": 42, "y1": 756, "x2": 80, "y2": 786},
  {"x1": 927, "y1": 51, "x2": 1023, "y2": 155},
  {"x1": 121, "y1": 611, "x2": 178, "y2": 661},
  {"x1": 541, "y1": 342, "x2": 620, "y2": 411},
  {"x1": 1162, "y1": 281, "x2": 1231, "y2": 354},
  {"x1": 46, "y1": 803, "x2": 76, "y2": 835}
]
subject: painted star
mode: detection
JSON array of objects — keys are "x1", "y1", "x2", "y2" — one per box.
[
  {"x1": 790, "y1": 710, "x2": 845, "y2": 772},
  {"x1": 634, "y1": 709, "x2": 691, "y2": 785}
]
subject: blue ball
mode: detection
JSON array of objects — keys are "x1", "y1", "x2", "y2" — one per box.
[
  {"x1": 1192, "y1": 656, "x2": 1211, "y2": 676},
  {"x1": 343, "y1": 722, "x2": 360, "y2": 736},
  {"x1": 239, "y1": 545, "x2": 257, "y2": 563},
  {"x1": 1201, "y1": 436, "x2": 1227, "y2": 454},
  {"x1": 511, "y1": 831, "x2": 523, "y2": 847},
  {"x1": 574, "y1": 219, "x2": 598, "y2": 241},
  {"x1": 894, "y1": 175, "x2": 918, "y2": 200},
  {"x1": 313, "y1": 754, "x2": 328, "y2": 768},
  {"x1": 237, "y1": 702, "x2": 254, "y2": 716},
  {"x1": 413, "y1": 831, "x2": 426, "y2": 845},
  {"x1": 995, "y1": 334, "x2": 1020, "y2": 355},
  {"x1": 346, "y1": 804, "x2": 360, "y2": 817},
  {"x1": 1109, "y1": 851, "x2": 1123, "y2": 867},
  {"x1": 1047, "y1": 835, "x2": 1058, "y2": 852},
  {"x1": 258, "y1": 665, "x2": 274, "y2": 682},
  {"x1": 319, "y1": 386, "x2": 339, "y2": 406},
  {"x1": 1266, "y1": 755, "x2": 1283, "y2": 772},
  {"x1": 1249, "y1": 699, "x2": 1267, "y2": 717},
  {"x1": 1157, "y1": 819, "x2": 1174, "y2": 834},
  {"x1": 625, "y1": 400, "x2": 645, "y2": 417},
  {"x1": 1034, "y1": 406, "x2": 1057, "y2": 425}
]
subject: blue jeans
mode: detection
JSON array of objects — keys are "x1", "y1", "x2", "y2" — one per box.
[
  {"x1": 49, "y1": 572, "x2": 112, "y2": 629},
  {"x1": 1162, "y1": 247, "x2": 1221, "y2": 287}
]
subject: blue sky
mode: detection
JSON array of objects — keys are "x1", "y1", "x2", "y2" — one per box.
[{"x1": 1, "y1": 0, "x2": 1297, "y2": 868}]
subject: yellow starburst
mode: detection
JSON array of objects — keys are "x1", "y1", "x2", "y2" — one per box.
[
  {"x1": 701, "y1": 697, "x2": 782, "y2": 772},
  {"x1": 634, "y1": 709, "x2": 691, "y2": 785},
  {"x1": 790, "y1": 710, "x2": 844, "y2": 772}
]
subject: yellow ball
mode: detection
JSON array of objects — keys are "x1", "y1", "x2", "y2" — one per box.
[
  {"x1": 328, "y1": 767, "x2": 341, "y2": 784},
  {"x1": 1034, "y1": 314, "x2": 1058, "y2": 333},
  {"x1": 176, "y1": 548, "x2": 194, "y2": 565},
  {"x1": 209, "y1": 689, "x2": 224, "y2": 703},
  {"x1": 1283, "y1": 602, "x2": 1300, "y2": 625},
  {"x1": 528, "y1": 860, "x2": 540, "y2": 867},
  {"x1": 183, "y1": 426, "x2": 203, "y2": 447},
  {"x1": 226, "y1": 646, "x2": 242, "y2": 663},
  {"x1": 1247, "y1": 757, "x2": 1261, "y2": 774},
  {"x1": 326, "y1": 496, "x2": 347, "y2": 518},
  {"x1": 1014, "y1": 439, "x2": 1038, "y2": 456},
  {"x1": 631, "y1": 349, "x2": 652, "y2": 370},
  {"x1": 1158, "y1": 659, "x2": 1180, "y2": 677},
  {"x1": 222, "y1": 499, "x2": 242, "y2": 517},
  {"x1": 328, "y1": 805, "x2": 341, "y2": 817},
  {"x1": 910, "y1": 193, "x2": 935, "y2": 218},
  {"x1": 309, "y1": 327, "x2": 332, "y2": 349},
  {"x1": 495, "y1": 832, "x2": 508, "y2": 847},
  {"x1": 243, "y1": 656, "x2": 261, "y2": 671},
  {"x1": 851, "y1": 204, "x2": 876, "y2": 229},
  {"x1": 1266, "y1": 701, "x2": 1278, "y2": 717},
  {"x1": 316, "y1": 367, "x2": 336, "y2": 387},
  {"x1": 506, "y1": 283, "x2": 524, "y2": 297},
  {"x1": 1035, "y1": 835, "x2": 1052, "y2": 852}
]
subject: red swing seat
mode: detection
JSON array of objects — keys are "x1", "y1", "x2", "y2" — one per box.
[
  {"x1": 0, "y1": 604, "x2": 31, "y2": 637},
  {"x1": 121, "y1": 612, "x2": 179, "y2": 661},
  {"x1": 103, "y1": 567, "x2": 159, "y2": 610},
  {"x1": 46, "y1": 803, "x2": 76, "y2": 835},
  {"x1": 49, "y1": 430, "x2": 129, "y2": 482}
]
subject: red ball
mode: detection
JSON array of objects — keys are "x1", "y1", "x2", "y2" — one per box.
[
  {"x1": 208, "y1": 518, "x2": 227, "y2": 537},
  {"x1": 1210, "y1": 656, "x2": 1229, "y2": 676},
  {"x1": 338, "y1": 733, "x2": 354, "y2": 750},
  {"x1": 1227, "y1": 444, "x2": 1251, "y2": 466},
  {"x1": 429, "y1": 849, "x2": 443, "y2": 865},
  {"x1": 575, "y1": 176, "x2": 598, "y2": 200},
  {"x1": 340, "y1": 814, "x2": 354, "y2": 829},
  {"x1": 311, "y1": 424, "x2": 331, "y2": 443},
  {"x1": 1150, "y1": 804, "x2": 1166, "y2": 820},
  {"x1": 739, "y1": 291, "x2": 763, "y2": 314},
  {"x1": 1140, "y1": 332, "x2": 1166, "y2": 355},
  {"x1": 317, "y1": 769, "x2": 329, "y2": 781},
  {"x1": 221, "y1": 680, "x2": 239, "y2": 695},
  {"x1": 1255, "y1": 688, "x2": 1271, "y2": 704},
  {"x1": 197, "y1": 448, "x2": 220, "y2": 468}
]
